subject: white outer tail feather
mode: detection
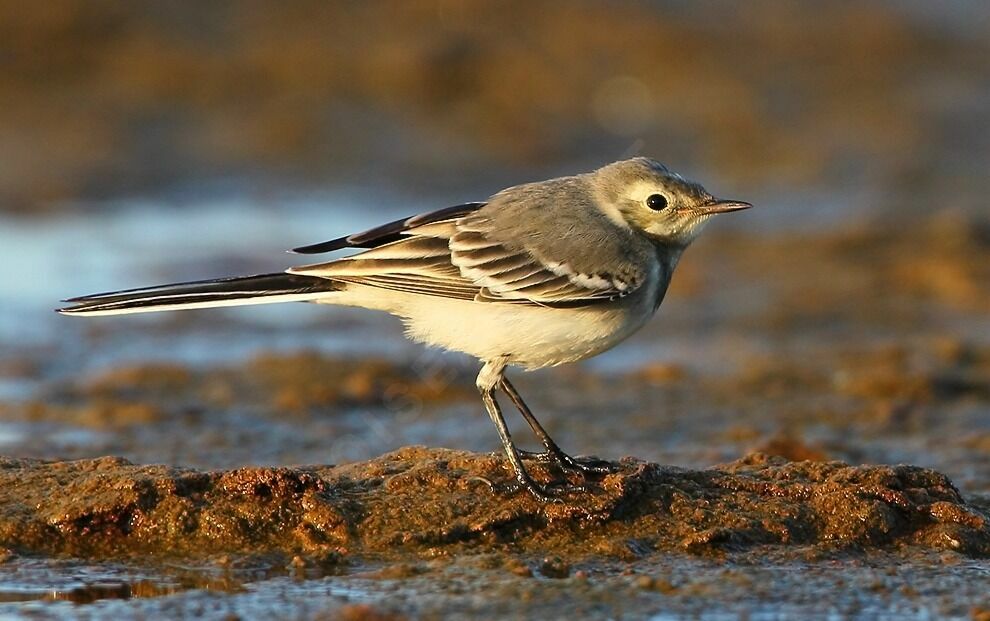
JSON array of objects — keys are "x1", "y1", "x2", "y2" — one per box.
[
  {"x1": 61, "y1": 291, "x2": 335, "y2": 316},
  {"x1": 58, "y1": 272, "x2": 341, "y2": 317}
]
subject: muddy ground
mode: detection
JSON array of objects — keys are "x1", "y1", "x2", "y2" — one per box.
[{"x1": 0, "y1": 213, "x2": 988, "y2": 618}]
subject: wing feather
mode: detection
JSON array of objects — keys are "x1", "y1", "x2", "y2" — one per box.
[
  {"x1": 288, "y1": 201, "x2": 647, "y2": 307},
  {"x1": 449, "y1": 227, "x2": 639, "y2": 303},
  {"x1": 290, "y1": 202, "x2": 484, "y2": 254}
]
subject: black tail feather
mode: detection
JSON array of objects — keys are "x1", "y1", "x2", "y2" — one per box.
[{"x1": 58, "y1": 273, "x2": 339, "y2": 315}]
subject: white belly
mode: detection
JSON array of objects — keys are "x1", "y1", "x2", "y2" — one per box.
[
  {"x1": 319, "y1": 271, "x2": 661, "y2": 369},
  {"x1": 403, "y1": 296, "x2": 652, "y2": 368}
]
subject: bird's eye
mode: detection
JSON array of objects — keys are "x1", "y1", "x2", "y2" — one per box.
[{"x1": 646, "y1": 194, "x2": 668, "y2": 211}]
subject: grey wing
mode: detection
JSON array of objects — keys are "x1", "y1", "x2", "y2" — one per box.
[
  {"x1": 449, "y1": 212, "x2": 643, "y2": 305},
  {"x1": 288, "y1": 211, "x2": 647, "y2": 307}
]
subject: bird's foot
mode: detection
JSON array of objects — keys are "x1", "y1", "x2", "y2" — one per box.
[
  {"x1": 518, "y1": 448, "x2": 618, "y2": 476},
  {"x1": 498, "y1": 478, "x2": 598, "y2": 503},
  {"x1": 469, "y1": 472, "x2": 598, "y2": 503}
]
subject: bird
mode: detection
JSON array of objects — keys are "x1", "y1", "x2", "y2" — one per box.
[{"x1": 58, "y1": 157, "x2": 751, "y2": 501}]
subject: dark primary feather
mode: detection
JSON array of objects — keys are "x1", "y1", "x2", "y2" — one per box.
[
  {"x1": 290, "y1": 202, "x2": 486, "y2": 254},
  {"x1": 58, "y1": 273, "x2": 338, "y2": 314}
]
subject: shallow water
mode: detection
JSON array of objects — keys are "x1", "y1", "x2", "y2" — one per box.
[{"x1": 0, "y1": 552, "x2": 987, "y2": 620}]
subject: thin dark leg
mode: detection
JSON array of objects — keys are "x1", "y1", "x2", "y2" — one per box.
[
  {"x1": 499, "y1": 376, "x2": 615, "y2": 475},
  {"x1": 478, "y1": 386, "x2": 556, "y2": 502},
  {"x1": 475, "y1": 360, "x2": 594, "y2": 501}
]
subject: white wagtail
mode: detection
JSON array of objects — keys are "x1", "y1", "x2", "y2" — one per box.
[{"x1": 59, "y1": 157, "x2": 750, "y2": 501}]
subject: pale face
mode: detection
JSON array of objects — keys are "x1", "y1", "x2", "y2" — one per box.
[{"x1": 595, "y1": 158, "x2": 751, "y2": 246}]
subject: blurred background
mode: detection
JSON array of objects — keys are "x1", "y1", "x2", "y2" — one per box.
[
  {"x1": 2, "y1": 0, "x2": 988, "y2": 214},
  {"x1": 0, "y1": 1, "x2": 987, "y2": 488}
]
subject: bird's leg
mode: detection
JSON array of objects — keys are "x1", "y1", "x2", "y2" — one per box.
[
  {"x1": 476, "y1": 360, "x2": 591, "y2": 502},
  {"x1": 499, "y1": 375, "x2": 616, "y2": 475},
  {"x1": 476, "y1": 360, "x2": 555, "y2": 501}
]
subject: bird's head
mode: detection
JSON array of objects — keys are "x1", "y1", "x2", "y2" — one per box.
[{"x1": 592, "y1": 157, "x2": 751, "y2": 247}]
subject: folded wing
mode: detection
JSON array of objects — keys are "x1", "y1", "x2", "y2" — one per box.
[{"x1": 288, "y1": 210, "x2": 644, "y2": 308}]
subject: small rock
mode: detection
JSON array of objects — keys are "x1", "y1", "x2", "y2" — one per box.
[{"x1": 539, "y1": 556, "x2": 570, "y2": 579}]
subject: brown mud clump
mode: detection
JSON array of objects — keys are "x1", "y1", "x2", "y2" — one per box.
[{"x1": 0, "y1": 448, "x2": 986, "y2": 561}]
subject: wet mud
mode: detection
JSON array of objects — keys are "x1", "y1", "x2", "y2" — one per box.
[{"x1": 0, "y1": 448, "x2": 987, "y2": 561}]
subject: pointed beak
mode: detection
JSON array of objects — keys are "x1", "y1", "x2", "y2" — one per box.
[{"x1": 701, "y1": 199, "x2": 752, "y2": 214}]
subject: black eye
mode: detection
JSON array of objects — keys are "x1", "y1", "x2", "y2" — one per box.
[{"x1": 646, "y1": 194, "x2": 668, "y2": 211}]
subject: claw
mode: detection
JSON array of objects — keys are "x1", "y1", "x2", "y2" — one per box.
[
  {"x1": 473, "y1": 463, "x2": 594, "y2": 503},
  {"x1": 487, "y1": 477, "x2": 591, "y2": 503},
  {"x1": 518, "y1": 449, "x2": 617, "y2": 476}
]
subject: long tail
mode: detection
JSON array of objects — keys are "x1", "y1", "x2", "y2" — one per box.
[{"x1": 57, "y1": 273, "x2": 340, "y2": 316}]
